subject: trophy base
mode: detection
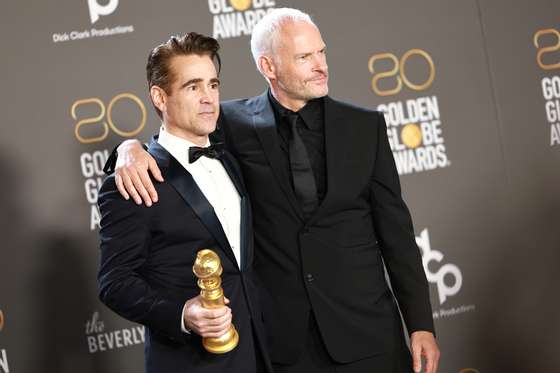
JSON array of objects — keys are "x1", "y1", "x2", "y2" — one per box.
[{"x1": 202, "y1": 326, "x2": 239, "y2": 354}]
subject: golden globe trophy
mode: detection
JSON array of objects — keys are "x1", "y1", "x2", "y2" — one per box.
[{"x1": 193, "y1": 249, "x2": 239, "y2": 353}]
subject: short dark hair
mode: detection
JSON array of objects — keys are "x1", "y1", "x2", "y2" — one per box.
[{"x1": 146, "y1": 32, "x2": 221, "y2": 118}]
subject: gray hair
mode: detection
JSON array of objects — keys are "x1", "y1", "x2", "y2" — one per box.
[{"x1": 250, "y1": 8, "x2": 316, "y2": 74}]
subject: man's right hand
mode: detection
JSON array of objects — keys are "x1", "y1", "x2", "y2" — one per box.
[
  {"x1": 183, "y1": 295, "x2": 233, "y2": 338},
  {"x1": 115, "y1": 139, "x2": 163, "y2": 206}
]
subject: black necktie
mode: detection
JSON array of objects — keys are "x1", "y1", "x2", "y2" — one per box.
[
  {"x1": 188, "y1": 143, "x2": 224, "y2": 163},
  {"x1": 287, "y1": 113, "x2": 318, "y2": 218}
]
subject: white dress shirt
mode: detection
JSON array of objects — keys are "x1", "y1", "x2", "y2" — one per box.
[{"x1": 157, "y1": 127, "x2": 242, "y2": 333}]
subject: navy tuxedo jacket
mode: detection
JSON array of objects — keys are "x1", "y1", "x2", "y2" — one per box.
[{"x1": 98, "y1": 140, "x2": 272, "y2": 373}]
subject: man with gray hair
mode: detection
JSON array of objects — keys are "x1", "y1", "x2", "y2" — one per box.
[{"x1": 107, "y1": 8, "x2": 440, "y2": 373}]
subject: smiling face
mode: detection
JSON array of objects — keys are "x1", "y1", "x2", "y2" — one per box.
[
  {"x1": 264, "y1": 20, "x2": 329, "y2": 111},
  {"x1": 151, "y1": 54, "x2": 220, "y2": 145}
]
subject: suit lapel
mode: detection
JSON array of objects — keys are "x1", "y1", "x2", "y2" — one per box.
[
  {"x1": 250, "y1": 92, "x2": 304, "y2": 221},
  {"x1": 307, "y1": 96, "x2": 348, "y2": 225},
  {"x1": 148, "y1": 140, "x2": 239, "y2": 269},
  {"x1": 218, "y1": 151, "x2": 252, "y2": 271},
  {"x1": 219, "y1": 151, "x2": 245, "y2": 198}
]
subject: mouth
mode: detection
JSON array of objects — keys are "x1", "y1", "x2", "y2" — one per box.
[{"x1": 308, "y1": 75, "x2": 328, "y2": 84}]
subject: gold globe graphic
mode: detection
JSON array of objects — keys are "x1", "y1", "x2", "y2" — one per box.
[
  {"x1": 230, "y1": 0, "x2": 252, "y2": 11},
  {"x1": 401, "y1": 124, "x2": 423, "y2": 149}
]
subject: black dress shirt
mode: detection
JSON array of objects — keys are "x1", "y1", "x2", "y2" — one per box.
[{"x1": 268, "y1": 91, "x2": 327, "y2": 206}]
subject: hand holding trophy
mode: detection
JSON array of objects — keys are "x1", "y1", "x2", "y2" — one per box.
[{"x1": 193, "y1": 249, "x2": 239, "y2": 353}]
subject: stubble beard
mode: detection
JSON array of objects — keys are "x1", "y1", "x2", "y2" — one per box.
[{"x1": 278, "y1": 77, "x2": 329, "y2": 104}]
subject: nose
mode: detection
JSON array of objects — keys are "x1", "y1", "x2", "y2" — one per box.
[
  {"x1": 200, "y1": 86, "x2": 215, "y2": 104},
  {"x1": 312, "y1": 52, "x2": 328, "y2": 73}
]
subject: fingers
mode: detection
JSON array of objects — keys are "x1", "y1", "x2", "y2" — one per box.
[
  {"x1": 184, "y1": 297, "x2": 233, "y2": 338},
  {"x1": 114, "y1": 156, "x2": 144, "y2": 205},
  {"x1": 118, "y1": 169, "x2": 141, "y2": 205},
  {"x1": 128, "y1": 168, "x2": 153, "y2": 207},
  {"x1": 425, "y1": 350, "x2": 434, "y2": 373},
  {"x1": 412, "y1": 340, "x2": 422, "y2": 373},
  {"x1": 422, "y1": 346, "x2": 438, "y2": 373},
  {"x1": 425, "y1": 344, "x2": 440, "y2": 373},
  {"x1": 224, "y1": 297, "x2": 230, "y2": 305},
  {"x1": 148, "y1": 157, "x2": 164, "y2": 183},
  {"x1": 410, "y1": 331, "x2": 440, "y2": 373},
  {"x1": 114, "y1": 173, "x2": 129, "y2": 200},
  {"x1": 113, "y1": 139, "x2": 159, "y2": 206},
  {"x1": 142, "y1": 159, "x2": 160, "y2": 203},
  {"x1": 197, "y1": 310, "x2": 232, "y2": 338},
  {"x1": 193, "y1": 309, "x2": 232, "y2": 338}
]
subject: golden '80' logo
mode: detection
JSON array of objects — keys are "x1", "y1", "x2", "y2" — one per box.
[
  {"x1": 368, "y1": 49, "x2": 435, "y2": 96},
  {"x1": 71, "y1": 93, "x2": 147, "y2": 144},
  {"x1": 534, "y1": 28, "x2": 560, "y2": 70}
]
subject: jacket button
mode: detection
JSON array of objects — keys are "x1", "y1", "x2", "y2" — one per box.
[{"x1": 306, "y1": 273, "x2": 314, "y2": 282}]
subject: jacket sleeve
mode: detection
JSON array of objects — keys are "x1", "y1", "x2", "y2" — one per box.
[
  {"x1": 369, "y1": 112, "x2": 435, "y2": 335},
  {"x1": 97, "y1": 175, "x2": 189, "y2": 343}
]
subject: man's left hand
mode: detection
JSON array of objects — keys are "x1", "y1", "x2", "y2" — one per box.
[{"x1": 410, "y1": 331, "x2": 440, "y2": 373}]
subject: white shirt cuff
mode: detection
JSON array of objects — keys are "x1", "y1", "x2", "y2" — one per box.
[{"x1": 181, "y1": 303, "x2": 191, "y2": 334}]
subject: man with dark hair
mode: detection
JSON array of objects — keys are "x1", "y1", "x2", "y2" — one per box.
[
  {"x1": 97, "y1": 32, "x2": 271, "y2": 373},
  {"x1": 145, "y1": 34, "x2": 221, "y2": 119}
]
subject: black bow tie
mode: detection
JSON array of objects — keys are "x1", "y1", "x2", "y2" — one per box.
[{"x1": 188, "y1": 143, "x2": 225, "y2": 163}]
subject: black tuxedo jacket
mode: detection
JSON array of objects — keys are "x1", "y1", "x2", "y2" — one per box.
[
  {"x1": 214, "y1": 92, "x2": 434, "y2": 364},
  {"x1": 97, "y1": 140, "x2": 272, "y2": 373}
]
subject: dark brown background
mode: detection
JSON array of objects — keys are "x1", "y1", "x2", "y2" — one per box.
[{"x1": 0, "y1": 1, "x2": 558, "y2": 372}]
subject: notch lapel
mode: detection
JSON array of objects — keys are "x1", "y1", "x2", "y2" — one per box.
[
  {"x1": 148, "y1": 140, "x2": 239, "y2": 269},
  {"x1": 218, "y1": 151, "x2": 252, "y2": 271},
  {"x1": 307, "y1": 96, "x2": 349, "y2": 225},
  {"x1": 250, "y1": 92, "x2": 304, "y2": 221}
]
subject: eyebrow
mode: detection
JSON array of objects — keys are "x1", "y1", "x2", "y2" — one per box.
[
  {"x1": 180, "y1": 78, "x2": 202, "y2": 89},
  {"x1": 180, "y1": 77, "x2": 220, "y2": 89},
  {"x1": 295, "y1": 46, "x2": 327, "y2": 58}
]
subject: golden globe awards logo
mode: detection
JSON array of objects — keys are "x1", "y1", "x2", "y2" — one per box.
[
  {"x1": 70, "y1": 92, "x2": 147, "y2": 230},
  {"x1": 209, "y1": 0, "x2": 276, "y2": 39},
  {"x1": 534, "y1": 27, "x2": 560, "y2": 146},
  {"x1": 0, "y1": 349, "x2": 7, "y2": 373},
  {"x1": 368, "y1": 49, "x2": 450, "y2": 175},
  {"x1": 0, "y1": 309, "x2": 9, "y2": 373},
  {"x1": 416, "y1": 228, "x2": 476, "y2": 320}
]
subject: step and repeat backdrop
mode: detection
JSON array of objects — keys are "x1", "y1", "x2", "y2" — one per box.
[{"x1": 0, "y1": 0, "x2": 559, "y2": 372}]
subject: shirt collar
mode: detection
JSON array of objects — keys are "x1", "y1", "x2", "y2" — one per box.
[
  {"x1": 158, "y1": 125, "x2": 210, "y2": 163},
  {"x1": 267, "y1": 89, "x2": 324, "y2": 131}
]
